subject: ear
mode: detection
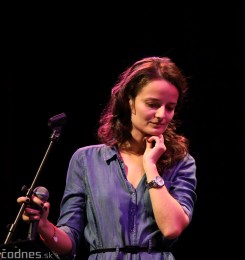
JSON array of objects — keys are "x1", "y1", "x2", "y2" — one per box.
[
  {"x1": 129, "y1": 98, "x2": 133, "y2": 108},
  {"x1": 129, "y1": 98, "x2": 135, "y2": 114}
]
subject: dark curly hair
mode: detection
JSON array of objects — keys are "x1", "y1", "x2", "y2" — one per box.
[{"x1": 97, "y1": 56, "x2": 189, "y2": 170}]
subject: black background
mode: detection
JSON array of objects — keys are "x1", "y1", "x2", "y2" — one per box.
[{"x1": 1, "y1": 2, "x2": 243, "y2": 259}]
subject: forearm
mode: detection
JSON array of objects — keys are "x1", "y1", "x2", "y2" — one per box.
[
  {"x1": 38, "y1": 221, "x2": 73, "y2": 256},
  {"x1": 149, "y1": 186, "x2": 189, "y2": 238},
  {"x1": 145, "y1": 165, "x2": 189, "y2": 238}
]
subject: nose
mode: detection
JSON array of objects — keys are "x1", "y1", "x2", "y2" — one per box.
[{"x1": 155, "y1": 106, "x2": 165, "y2": 120}]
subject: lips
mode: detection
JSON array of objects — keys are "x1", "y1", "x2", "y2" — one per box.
[{"x1": 150, "y1": 122, "x2": 165, "y2": 126}]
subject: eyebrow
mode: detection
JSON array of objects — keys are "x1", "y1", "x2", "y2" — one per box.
[{"x1": 145, "y1": 98, "x2": 177, "y2": 105}]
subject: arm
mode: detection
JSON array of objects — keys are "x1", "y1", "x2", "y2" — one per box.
[
  {"x1": 143, "y1": 135, "x2": 197, "y2": 239},
  {"x1": 17, "y1": 196, "x2": 73, "y2": 256},
  {"x1": 17, "y1": 149, "x2": 87, "y2": 258}
]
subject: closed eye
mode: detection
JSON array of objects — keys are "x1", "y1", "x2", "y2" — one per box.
[{"x1": 166, "y1": 106, "x2": 176, "y2": 112}]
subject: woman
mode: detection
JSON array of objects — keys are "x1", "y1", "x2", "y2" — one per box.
[{"x1": 18, "y1": 56, "x2": 197, "y2": 259}]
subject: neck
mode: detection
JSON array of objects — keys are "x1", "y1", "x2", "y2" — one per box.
[{"x1": 118, "y1": 139, "x2": 146, "y2": 155}]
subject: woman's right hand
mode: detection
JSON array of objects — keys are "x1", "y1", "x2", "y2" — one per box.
[
  {"x1": 17, "y1": 195, "x2": 73, "y2": 255},
  {"x1": 17, "y1": 195, "x2": 50, "y2": 229}
]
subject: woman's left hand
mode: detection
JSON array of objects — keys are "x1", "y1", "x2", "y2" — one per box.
[{"x1": 143, "y1": 134, "x2": 166, "y2": 166}]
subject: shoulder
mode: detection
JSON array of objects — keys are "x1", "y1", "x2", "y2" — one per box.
[
  {"x1": 76, "y1": 144, "x2": 106, "y2": 152},
  {"x1": 182, "y1": 153, "x2": 196, "y2": 166},
  {"x1": 71, "y1": 144, "x2": 118, "y2": 161},
  {"x1": 164, "y1": 153, "x2": 196, "y2": 179},
  {"x1": 175, "y1": 153, "x2": 197, "y2": 173}
]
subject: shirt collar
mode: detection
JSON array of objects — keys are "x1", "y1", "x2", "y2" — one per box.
[{"x1": 101, "y1": 144, "x2": 120, "y2": 162}]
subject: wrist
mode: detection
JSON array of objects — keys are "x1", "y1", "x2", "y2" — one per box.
[
  {"x1": 39, "y1": 222, "x2": 58, "y2": 243},
  {"x1": 146, "y1": 175, "x2": 165, "y2": 189},
  {"x1": 144, "y1": 165, "x2": 158, "y2": 180},
  {"x1": 37, "y1": 218, "x2": 49, "y2": 231}
]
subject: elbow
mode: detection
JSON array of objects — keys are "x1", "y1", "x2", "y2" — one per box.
[
  {"x1": 162, "y1": 215, "x2": 190, "y2": 239},
  {"x1": 163, "y1": 226, "x2": 183, "y2": 239}
]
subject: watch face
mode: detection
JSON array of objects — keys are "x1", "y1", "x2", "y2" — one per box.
[
  {"x1": 148, "y1": 176, "x2": 164, "y2": 189},
  {"x1": 154, "y1": 176, "x2": 164, "y2": 186}
]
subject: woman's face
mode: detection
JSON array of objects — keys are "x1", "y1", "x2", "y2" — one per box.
[{"x1": 129, "y1": 79, "x2": 179, "y2": 139}]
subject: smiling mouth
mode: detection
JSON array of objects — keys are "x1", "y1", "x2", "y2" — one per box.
[{"x1": 150, "y1": 122, "x2": 165, "y2": 126}]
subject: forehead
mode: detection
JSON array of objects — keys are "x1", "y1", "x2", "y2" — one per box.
[{"x1": 138, "y1": 79, "x2": 179, "y2": 100}]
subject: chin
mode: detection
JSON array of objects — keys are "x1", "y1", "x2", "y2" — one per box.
[{"x1": 146, "y1": 129, "x2": 164, "y2": 136}]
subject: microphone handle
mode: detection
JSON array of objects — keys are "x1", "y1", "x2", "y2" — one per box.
[
  {"x1": 27, "y1": 220, "x2": 39, "y2": 240},
  {"x1": 26, "y1": 186, "x2": 49, "y2": 240}
]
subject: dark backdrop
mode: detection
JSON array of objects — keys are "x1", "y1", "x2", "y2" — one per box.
[{"x1": 2, "y1": 2, "x2": 243, "y2": 259}]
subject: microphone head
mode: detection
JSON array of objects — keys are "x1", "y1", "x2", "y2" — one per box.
[
  {"x1": 33, "y1": 186, "x2": 49, "y2": 202},
  {"x1": 48, "y1": 112, "x2": 67, "y2": 128}
]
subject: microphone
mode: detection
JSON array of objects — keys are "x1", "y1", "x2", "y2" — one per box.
[
  {"x1": 48, "y1": 112, "x2": 67, "y2": 129},
  {"x1": 27, "y1": 186, "x2": 49, "y2": 241}
]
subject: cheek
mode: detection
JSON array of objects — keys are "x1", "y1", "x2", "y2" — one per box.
[
  {"x1": 167, "y1": 111, "x2": 175, "y2": 121},
  {"x1": 131, "y1": 107, "x2": 150, "y2": 125},
  {"x1": 140, "y1": 108, "x2": 153, "y2": 120}
]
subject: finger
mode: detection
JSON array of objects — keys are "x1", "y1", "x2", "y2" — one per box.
[
  {"x1": 22, "y1": 208, "x2": 41, "y2": 223},
  {"x1": 29, "y1": 215, "x2": 41, "y2": 221},
  {"x1": 145, "y1": 136, "x2": 158, "y2": 148},
  {"x1": 25, "y1": 207, "x2": 42, "y2": 215},
  {"x1": 31, "y1": 195, "x2": 45, "y2": 208},
  {"x1": 145, "y1": 138, "x2": 154, "y2": 148},
  {"x1": 23, "y1": 213, "x2": 41, "y2": 222},
  {"x1": 17, "y1": 196, "x2": 30, "y2": 204},
  {"x1": 22, "y1": 214, "x2": 31, "y2": 223},
  {"x1": 157, "y1": 134, "x2": 164, "y2": 141}
]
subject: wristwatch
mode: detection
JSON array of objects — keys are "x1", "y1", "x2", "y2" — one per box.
[{"x1": 146, "y1": 176, "x2": 165, "y2": 189}]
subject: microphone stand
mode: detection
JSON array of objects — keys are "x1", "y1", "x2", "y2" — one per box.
[{"x1": 0, "y1": 112, "x2": 67, "y2": 258}]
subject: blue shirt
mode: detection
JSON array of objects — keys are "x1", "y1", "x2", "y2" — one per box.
[{"x1": 56, "y1": 144, "x2": 197, "y2": 259}]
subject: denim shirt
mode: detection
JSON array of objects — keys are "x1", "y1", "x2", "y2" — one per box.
[{"x1": 56, "y1": 144, "x2": 197, "y2": 260}]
